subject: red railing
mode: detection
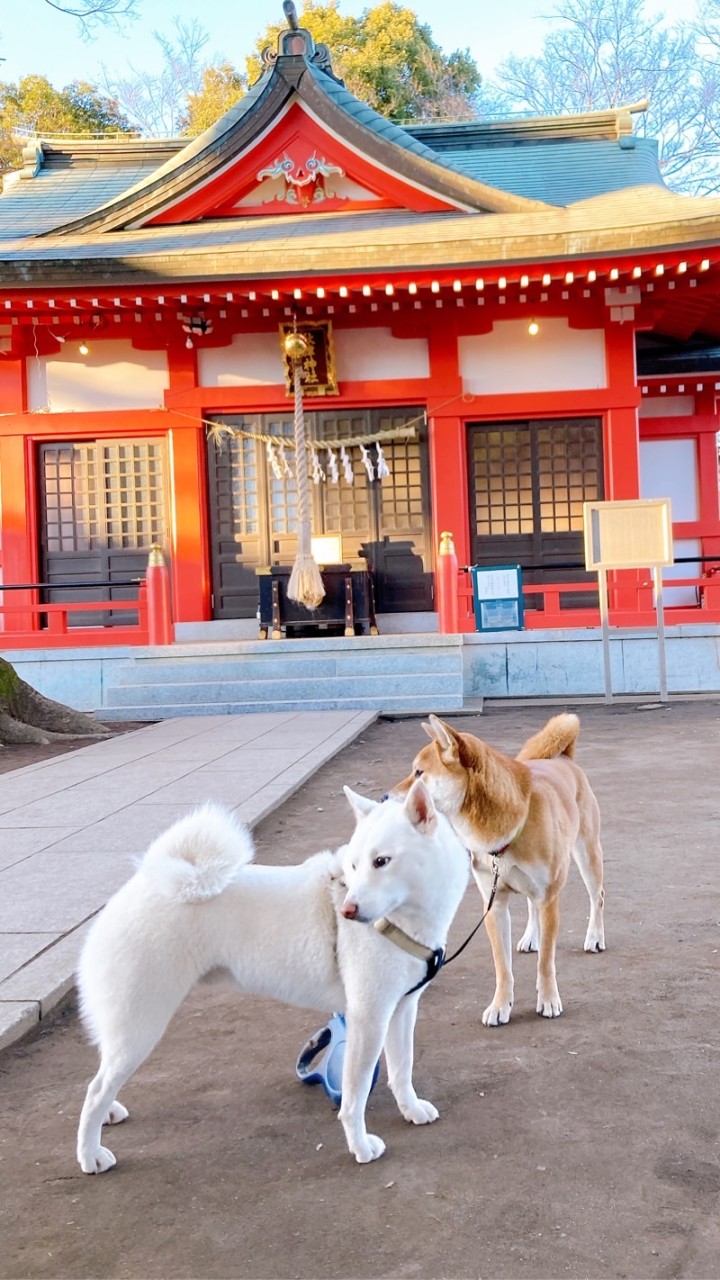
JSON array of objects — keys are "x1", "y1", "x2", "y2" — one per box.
[
  {"x1": 0, "y1": 582, "x2": 149, "y2": 649},
  {"x1": 457, "y1": 568, "x2": 720, "y2": 631}
]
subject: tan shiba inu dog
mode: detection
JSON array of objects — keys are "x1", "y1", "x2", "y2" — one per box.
[{"x1": 392, "y1": 714, "x2": 605, "y2": 1025}]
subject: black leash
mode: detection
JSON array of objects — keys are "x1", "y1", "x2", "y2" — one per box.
[{"x1": 404, "y1": 853, "x2": 502, "y2": 997}]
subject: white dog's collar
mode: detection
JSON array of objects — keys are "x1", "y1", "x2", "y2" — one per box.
[
  {"x1": 373, "y1": 916, "x2": 438, "y2": 962},
  {"x1": 374, "y1": 917, "x2": 445, "y2": 996}
]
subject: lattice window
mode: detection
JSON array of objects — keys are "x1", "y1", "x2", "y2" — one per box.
[
  {"x1": 317, "y1": 415, "x2": 371, "y2": 534},
  {"x1": 267, "y1": 417, "x2": 297, "y2": 537},
  {"x1": 226, "y1": 434, "x2": 260, "y2": 537},
  {"x1": 471, "y1": 427, "x2": 533, "y2": 537},
  {"x1": 42, "y1": 444, "x2": 99, "y2": 552},
  {"x1": 102, "y1": 441, "x2": 165, "y2": 548},
  {"x1": 536, "y1": 421, "x2": 602, "y2": 533},
  {"x1": 379, "y1": 437, "x2": 424, "y2": 532},
  {"x1": 41, "y1": 440, "x2": 166, "y2": 554}
]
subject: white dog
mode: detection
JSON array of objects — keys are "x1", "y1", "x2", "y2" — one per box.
[{"x1": 76, "y1": 782, "x2": 469, "y2": 1173}]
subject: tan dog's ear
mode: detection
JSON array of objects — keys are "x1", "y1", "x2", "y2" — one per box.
[{"x1": 427, "y1": 714, "x2": 460, "y2": 763}]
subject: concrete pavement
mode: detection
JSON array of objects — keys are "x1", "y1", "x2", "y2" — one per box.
[{"x1": 0, "y1": 709, "x2": 376, "y2": 1053}]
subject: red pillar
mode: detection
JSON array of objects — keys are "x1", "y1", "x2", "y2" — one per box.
[
  {"x1": 427, "y1": 326, "x2": 473, "y2": 629},
  {"x1": 168, "y1": 422, "x2": 210, "y2": 624},
  {"x1": 0, "y1": 434, "x2": 37, "y2": 632},
  {"x1": 165, "y1": 343, "x2": 209, "y2": 625},
  {"x1": 603, "y1": 322, "x2": 644, "y2": 614}
]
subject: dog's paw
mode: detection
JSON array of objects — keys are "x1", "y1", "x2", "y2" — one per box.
[
  {"x1": 537, "y1": 992, "x2": 563, "y2": 1018},
  {"x1": 517, "y1": 933, "x2": 539, "y2": 953},
  {"x1": 352, "y1": 1134, "x2": 386, "y2": 1163},
  {"x1": 79, "y1": 1145, "x2": 117, "y2": 1174},
  {"x1": 584, "y1": 930, "x2": 606, "y2": 953},
  {"x1": 104, "y1": 1101, "x2": 129, "y2": 1126},
  {"x1": 482, "y1": 1001, "x2": 512, "y2": 1026},
  {"x1": 402, "y1": 1098, "x2": 439, "y2": 1125}
]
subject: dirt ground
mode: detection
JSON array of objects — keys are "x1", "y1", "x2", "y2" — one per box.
[{"x1": 1, "y1": 699, "x2": 719, "y2": 1280}]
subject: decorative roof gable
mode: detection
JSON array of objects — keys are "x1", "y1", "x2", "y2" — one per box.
[{"x1": 47, "y1": 5, "x2": 552, "y2": 236}]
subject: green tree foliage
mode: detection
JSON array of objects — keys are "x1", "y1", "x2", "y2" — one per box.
[
  {"x1": 0, "y1": 75, "x2": 130, "y2": 170},
  {"x1": 249, "y1": 0, "x2": 481, "y2": 121},
  {"x1": 182, "y1": 63, "x2": 246, "y2": 135},
  {"x1": 476, "y1": 0, "x2": 720, "y2": 196}
]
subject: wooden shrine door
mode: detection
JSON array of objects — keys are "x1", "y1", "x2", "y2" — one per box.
[
  {"x1": 38, "y1": 438, "x2": 168, "y2": 624},
  {"x1": 467, "y1": 418, "x2": 604, "y2": 608},
  {"x1": 207, "y1": 407, "x2": 432, "y2": 619}
]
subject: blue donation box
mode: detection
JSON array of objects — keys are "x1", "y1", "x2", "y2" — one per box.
[{"x1": 470, "y1": 564, "x2": 524, "y2": 632}]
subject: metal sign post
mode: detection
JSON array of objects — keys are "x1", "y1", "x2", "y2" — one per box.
[
  {"x1": 654, "y1": 564, "x2": 668, "y2": 702},
  {"x1": 583, "y1": 499, "x2": 674, "y2": 703},
  {"x1": 597, "y1": 566, "x2": 613, "y2": 703}
]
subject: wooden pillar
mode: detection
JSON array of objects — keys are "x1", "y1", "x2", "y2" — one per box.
[
  {"x1": 693, "y1": 388, "x2": 720, "y2": 564},
  {"x1": 0, "y1": 434, "x2": 36, "y2": 631},
  {"x1": 165, "y1": 343, "x2": 210, "y2": 624},
  {"x1": 427, "y1": 326, "x2": 473, "y2": 629},
  {"x1": 168, "y1": 422, "x2": 209, "y2": 624},
  {"x1": 604, "y1": 321, "x2": 644, "y2": 614}
]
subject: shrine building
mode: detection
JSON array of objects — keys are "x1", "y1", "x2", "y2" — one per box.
[{"x1": 1, "y1": 6, "x2": 720, "y2": 708}]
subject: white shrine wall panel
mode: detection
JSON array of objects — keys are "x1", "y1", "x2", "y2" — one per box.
[
  {"x1": 458, "y1": 318, "x2": 607, "y2": 394},
  {"x1": 198, "y1": 333, "x2": 284, "y2": 387},
  {"x1": 27, "y1": 340, "x2": 169, "y2": 412},
  {"x1": 333, "y1": 328, "x2": 430, "y2": 381},
  {"x1": 639, "y1": 437, "x2": 699, "y2": 522}
]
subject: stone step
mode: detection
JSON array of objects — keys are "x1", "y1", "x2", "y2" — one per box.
[
  {"x1": 113, "y1": 649, "x2": 460, "y2": 686},
  {"x1": 105, "y1": 670, "x2": 461, "y2": 708},
  {"x1": 104, "y1": 690, "x2": 464, "y2": 720}
]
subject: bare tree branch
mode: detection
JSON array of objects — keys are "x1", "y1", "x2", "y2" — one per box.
[
  {"x1": 37, "y1": 0, "x2": 139, "y2": 35},
  {"x1": 480, "y1": 0, "x2": 720, "y2": 195}
]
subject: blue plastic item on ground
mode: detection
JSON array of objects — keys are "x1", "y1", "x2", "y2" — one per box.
[{"x1": 295, "y1": 1012, "x2": 381, "y2": 1107}]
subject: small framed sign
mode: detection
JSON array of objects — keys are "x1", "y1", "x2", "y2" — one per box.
[
  {"x1": 583, "y1": 498, "x2": 673, "y2": 571},
  {"x1": 470, "y1": 564, "x2": 524, "y2": 631},
  {"x1": 280, "y1": 320, "x2": 338, "y2": 396}
]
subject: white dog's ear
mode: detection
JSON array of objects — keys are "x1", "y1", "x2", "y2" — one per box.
[
  {"x1": 427, "y1": 714, "x2": 460, "y2": 763},
  {"x1": 343, "y1": 785, "x2": 380, "y2": 824},
  {"x1": 404, "y1": 778, "x2": 437, "y2": 833}
]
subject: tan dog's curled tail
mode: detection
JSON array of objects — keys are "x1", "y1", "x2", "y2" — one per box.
[{"x1": 516, "y1": 713, "x2": 580, "y2": 762}]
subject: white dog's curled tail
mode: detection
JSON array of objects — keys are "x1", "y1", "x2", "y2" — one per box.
[{"x1": 140, "y1": 803, "x2": 254, "y2": 901}]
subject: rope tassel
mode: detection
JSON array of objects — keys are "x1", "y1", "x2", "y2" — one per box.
[{"x1": 287, "y1": 359, "x2": 325, "y2": 609}]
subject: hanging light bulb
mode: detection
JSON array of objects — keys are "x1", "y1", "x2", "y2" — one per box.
[
  {"x1": 185, "y1": 336, "x2": 194, "y2": 349},
  {"x1": 79, "y1": 341, "x2": 89, "y2": 356},
  {"x1": 528, "y1": 320, "x2": 540, "y2": 336}
]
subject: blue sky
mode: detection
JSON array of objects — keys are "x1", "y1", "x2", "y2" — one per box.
[{"x1": 0, "y1": 0, "x2": 697, "y2": 87}]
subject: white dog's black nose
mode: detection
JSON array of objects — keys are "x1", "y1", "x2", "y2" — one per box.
[{"x1": 341, "y1": 901, "x2": 359, "y2": 919}]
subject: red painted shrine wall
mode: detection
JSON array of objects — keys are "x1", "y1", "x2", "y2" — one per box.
[{"x1": 1, "y1": 307, "x2": 718, "y2": 637}]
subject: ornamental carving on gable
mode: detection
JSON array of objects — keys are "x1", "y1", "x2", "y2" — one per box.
[{"x1": 256, "y1": 151, "x2": 346, "y2": 206}]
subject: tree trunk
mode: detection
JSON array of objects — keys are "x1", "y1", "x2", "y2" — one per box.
[{"x1": 0, "y1": 657, "x2": 110, "y2": 746}]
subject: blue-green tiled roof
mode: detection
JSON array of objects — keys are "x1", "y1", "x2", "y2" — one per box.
[
  {"x1": 433, "y1": 136, "x2": 663, "y2": 206},
  {"x1": 304, "y1": 61, "x2": 463, "y2": 177}
]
